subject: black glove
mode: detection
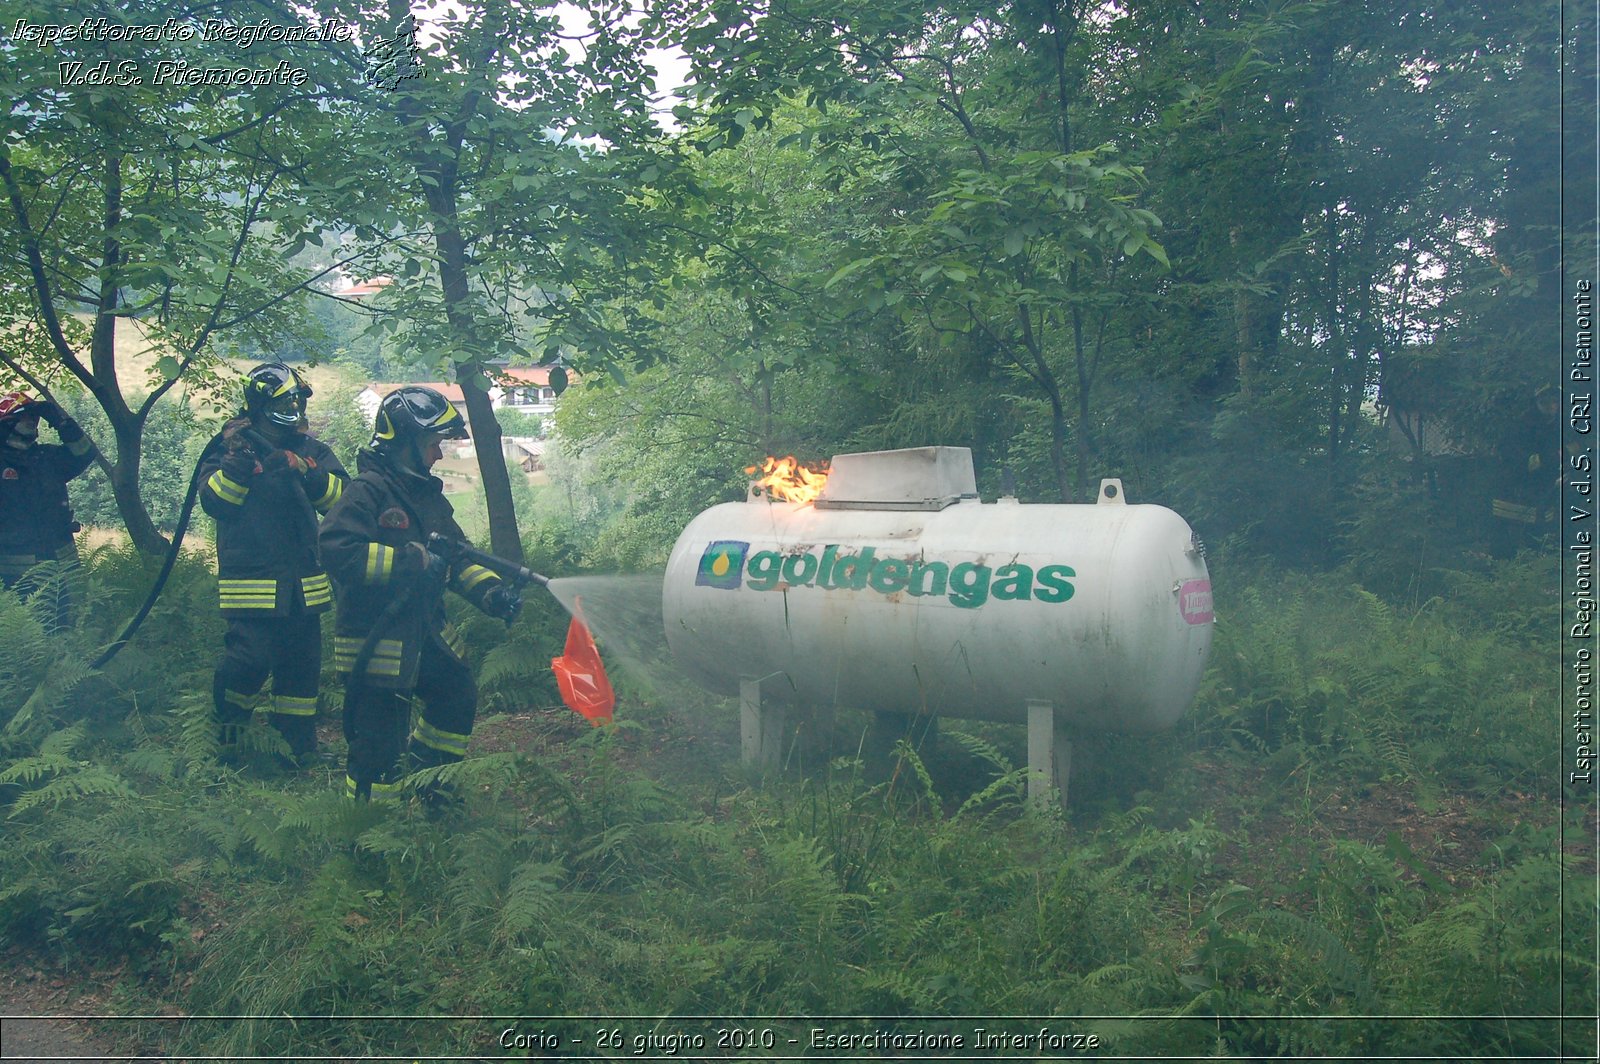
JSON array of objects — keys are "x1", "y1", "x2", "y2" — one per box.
[
  {"x1": 220, "y1": 417, "x2": 255, "y2": 453},
  {"x1": 55, "y1": 417, "x2": 84, "y2": 443},
  {"x1": 259, "y1": 448, "x2": 309, "y2": 476},
  {"x1": 481, "y1": 584, "x2": 522, "y2": 623},
  {"x1": 219, "y1": 449, "x2": 260, "y2": 480},
  {"x1": 407, "y1": 541, "x2": 451, "y2": 581},
  {"x1": 425, "y1": 552, "x2": 451, "y2": 581}
]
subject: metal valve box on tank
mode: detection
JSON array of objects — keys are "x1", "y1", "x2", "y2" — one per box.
[{"x1": 662, "y1": 448, "x2": 1213, "y2": 754}]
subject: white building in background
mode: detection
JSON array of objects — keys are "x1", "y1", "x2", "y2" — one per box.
[
  {"x1": 355, "y1": 366, "x2": 562, "y2": 467},
  {"x1": 336, "y1": 273, "x2": 564, "y2": 468},
  {"x1": 356, "y1": 367, "x2": 562, "y2": 426}
]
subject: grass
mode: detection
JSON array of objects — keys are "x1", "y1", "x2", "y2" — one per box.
[{"x1": 0, "y1": 547, "x2": 1587, "y2": 1060}]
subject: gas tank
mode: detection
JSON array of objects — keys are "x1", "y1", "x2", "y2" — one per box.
[{"x1": 662, "y1": 447, "x2": 1212, "y2": 733}]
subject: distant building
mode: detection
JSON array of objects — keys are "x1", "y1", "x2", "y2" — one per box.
[
  {"x1": 508, "y1": 437, "x2": 547, "y2": 473},
  {"x1": 355, "y1": 365, "x2": 566, "y2": 460},
  {"x1": 332, "y1": 276, "x2": 394, "y2": 299},
  {"x1": 493, "y1": 365, "x2": 561, "y2": 418}
]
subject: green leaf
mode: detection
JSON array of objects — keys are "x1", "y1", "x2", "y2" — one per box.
[{"x1": 824, "y1": 257, "x2": 871, "y2": 289}]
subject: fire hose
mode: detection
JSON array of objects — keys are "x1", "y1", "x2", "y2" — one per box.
[
  {"x1": 427, "y1": 532, "x2": 549, "y2": 591},
  {"x1": 95, "y1": 443, "x2": 614, "y2": 722},
  {"x1": 90, "y1": 423, "x2": 281, "y2": 669},
  {"x1": 346, "y1": 533, "x2": 545, "y2": 682},
  {"x1": 347, "y1": 533, "x2": 613, "y2": 723}
]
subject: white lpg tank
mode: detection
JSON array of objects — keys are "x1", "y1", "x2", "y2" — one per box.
[{"x1": 662, "y1": 447, "x2": 1212, "y2": 733}]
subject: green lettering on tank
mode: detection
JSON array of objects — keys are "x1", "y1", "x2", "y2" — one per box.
[{"x1": 709, "y1": 545, "x2": 1077, "y2": 608}]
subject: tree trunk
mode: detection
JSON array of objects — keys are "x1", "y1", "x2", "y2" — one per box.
[
  {"x1": 1047, "y1": 385, "x2": 1071, "y2": 503},
  {"x1": 459, "y1": 371, "x2": 520, "y2": 558},
  {"x1": 108, "y1": 413, "x2": 165, "y2": 554},
  {"x1": 94, "y1": 153, "x2": 166, "y2": 554},
  {"x1": 431, "y1": 193, "x2": 524, "y2": 563},
  {"x1": 1070, "y1": 266, "x2": 1091, "y2": 502}
]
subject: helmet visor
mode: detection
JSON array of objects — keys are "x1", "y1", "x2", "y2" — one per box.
[{"x1": 263, "y1": 389, "x2": 307, "y2": 426}]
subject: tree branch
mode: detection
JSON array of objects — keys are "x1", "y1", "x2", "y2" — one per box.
[{"x1": 0, "y1": 150, "x2": 95, "y2": 391}]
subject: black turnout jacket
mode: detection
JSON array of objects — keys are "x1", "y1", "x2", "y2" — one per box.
[
  {"x1": 0, "y1": 433, "x2": 94, "y2": 581},
  {"x1": 318, "y1": 447, "x2": 506, "y2": 688},
  {"x1": 198, "y1": 430, "x2": 347, "y2": 616}
]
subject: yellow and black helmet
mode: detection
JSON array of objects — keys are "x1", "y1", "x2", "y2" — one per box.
[
  {"x1": 243, "y1": 363, "x2": 313, "y2": 427},
  {"x1": 371, "y1": 386, "x2": 469, "y2": 449}
]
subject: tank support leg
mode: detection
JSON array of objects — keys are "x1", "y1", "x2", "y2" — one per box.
[
  {"x1": 741, "y1": 678, "x2": 788, "y2": 770},
  {"x1": 1027, "y1": 699, "x2": 1072, "y2": 809}
]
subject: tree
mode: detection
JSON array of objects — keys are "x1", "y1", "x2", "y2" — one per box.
[
  {"x1": 668, "y1": 0, "x2": 1168, "y2": 500},
  {"x1": 313, "y1": 0, "x2": 690, "y2": 561},
  {"x1": 0, "y1": 0, "x2": 387, "y2": 553},
  {"x1": 1111, "y1": 0, "x2": 1568, "y2": 551}
]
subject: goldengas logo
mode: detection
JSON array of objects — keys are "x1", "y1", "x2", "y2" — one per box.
[
  {"x1": 695, "y1": 540, "x2": 748, "y2": 589},
  {"x1": 697, "y1": 542, "x2": 1075, "y2": 610}
]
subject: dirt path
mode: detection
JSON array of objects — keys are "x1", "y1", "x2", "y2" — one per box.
[
  {"x1": 1, "y1": 960, "x2": 137, "y2": 1063},
  {"x1": 1, "y1": 1015, "x2": 118, "y2": 1063}
]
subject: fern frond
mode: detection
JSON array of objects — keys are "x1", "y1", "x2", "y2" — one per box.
[
  {"x1": 1255, "y1": 908, "x2": 1376, "y2": 1006},
  {"x1": 4, "y1": 656, "x2": 94, "y2": 735},
  {"x1": 954, "y1": 768, "x2": 1027, "y2": 821},
  {"x1": 498, "y1": 859, "x2": 565, "y2": 940},
  {"x1": 7, "y1": 764, "x2": 135, "y2": 815},
  {"x1": 943, "y1": 729, "x2": 1014, "y2": 773},
  {"x1": 891, "y1": 739, "x2": 940, "y2": 810}
]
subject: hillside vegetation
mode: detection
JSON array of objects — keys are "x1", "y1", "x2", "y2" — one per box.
[
  {"x1": 0, "y1": 538, "x2": 1583, "y2": 1059},
  {"x1": 0, "y1": 0, "x2": 1589, "y2": 1057}
]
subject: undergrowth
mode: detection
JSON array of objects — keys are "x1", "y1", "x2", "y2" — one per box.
[{"x1": 0, "y1": 547, "x2": 1587, "y2": 1059}]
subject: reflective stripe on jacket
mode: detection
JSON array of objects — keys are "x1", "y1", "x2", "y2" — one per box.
[
  {"x1": 199, "y1": 431, "x2": 347, "y2": 616},
  {"x1": 318, "y1": 448, "x2": 503, "y2": 689}
]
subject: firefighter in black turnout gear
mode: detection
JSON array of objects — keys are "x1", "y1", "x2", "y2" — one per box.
[
  {"x1": 199, "y1": 364, "x2": 348, "y2": 761},
  {"x1": 0, "y1": 392, "x2": 95, "y2": 631},
  {"x1": 319, "y1": 387, "x2": 521, "y2": 804}
]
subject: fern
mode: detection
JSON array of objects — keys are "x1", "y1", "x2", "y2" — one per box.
[
  {"x1": 498, "y1": 859, "x2": 564, "y2": 940},
  {"x1": 891, "y1": 738, "x2": 940, "y2": 810},
  {"x1": 3, "y1": 654, "x2": 95, "y2": 736},
  {"x1": 954, "y1": 767, "x2": 1028, "y2": 821},
  {"x1": 5, "y1": 766, "x2": 135, "y2": 815},
  {"x1": 1253, "y1": 907, "x2": 1377, "y2": 1007},
  {"x1": 943, "y1": 728, "x2": 1012, "y2": 773},
  {"x1": 0, "y1": 725, "x2": 136, "y2": 815}
]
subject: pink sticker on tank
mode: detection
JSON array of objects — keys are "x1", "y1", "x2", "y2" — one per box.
[{"x1": 1179, "y1": 579, "x2": 1213, "y2": 625}]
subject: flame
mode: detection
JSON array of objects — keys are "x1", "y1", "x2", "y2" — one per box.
[{"x1": 746, "y1": 455, "x2": 830, "y2": 504}]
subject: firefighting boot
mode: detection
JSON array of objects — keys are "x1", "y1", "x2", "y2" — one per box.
[
  {"x1": 407, "y1": 734, "x2": 464, "y2": 818},
  {"x1": 213, "y1": 675, "x2": 257, "y2": 765},
  {"x1": 267, "y1": 696, "x2": 319, "y2": 767}
]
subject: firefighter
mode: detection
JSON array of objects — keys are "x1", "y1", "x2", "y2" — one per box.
[
  {"x1": 199, "y1": 363, "x2": 348, "y2": 762},
  {"x1": 0, "y1": 392, "x2": 95, "y2": 632},
  {"x1": 318, "y1": 386, "x2": 521, "y2": 805}
]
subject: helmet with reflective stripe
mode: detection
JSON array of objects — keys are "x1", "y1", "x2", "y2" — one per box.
[
  {"x1": 243, "y1": 363, "x2": 313, "y2": 426},
  {"x1": 0, "y1": 391, "x2": 38, "y2": 424},
  {"x1": 371, "y1": 386, "x2": 469, "y2": 450}
]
